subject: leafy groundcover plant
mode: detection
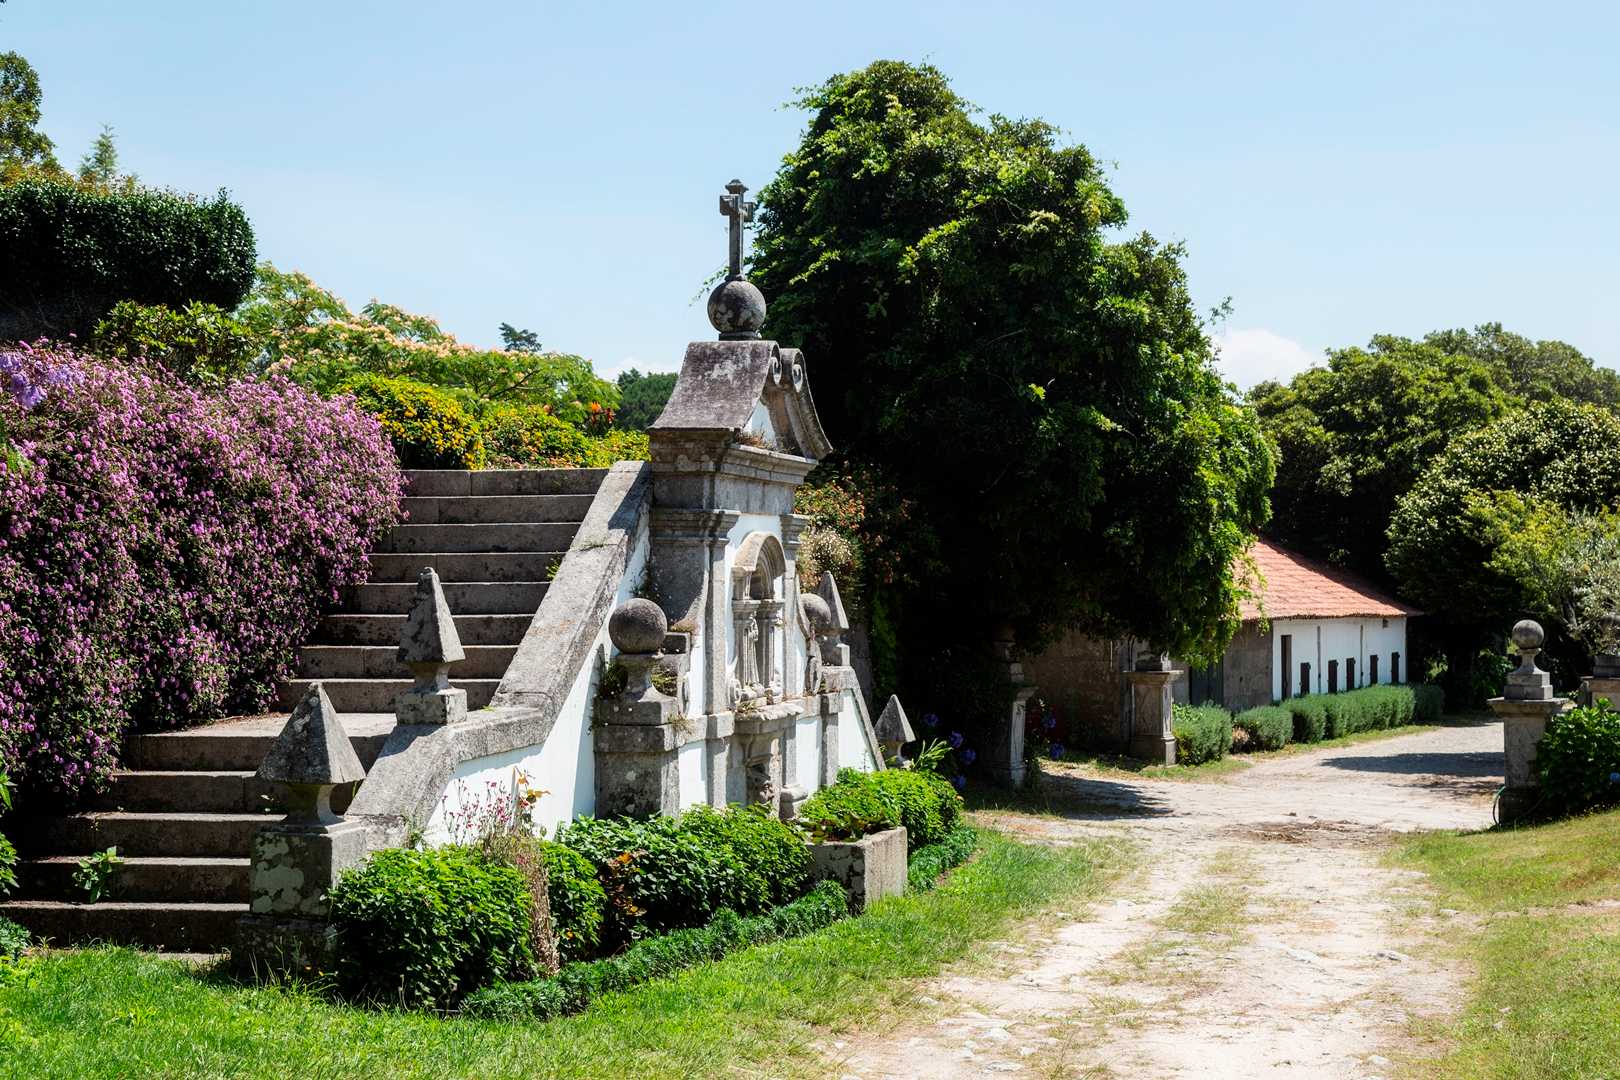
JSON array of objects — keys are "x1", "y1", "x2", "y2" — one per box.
[
  {"x1": 796, "y1": 765, "x2": 965, "y2": 850},
  {"x1": 1535, "y1": 703, "x2": 1620, "y2": 816},
  {"x1": 0, "y1": 343, "x2": 402, "y2": 803}
]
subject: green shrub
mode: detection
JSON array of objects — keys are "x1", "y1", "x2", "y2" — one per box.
[
  {"x1": 461, "y1": 880, "x2": 849, "y2": 1022},
  {"x1": 327, "y1": 846, "x2": 534, "y2": 1009},
  {"x1": 480, "y1": 832, "x2": 559, "y2": 977},
  {"x1": 341, "y1": 374, "x2": 484, "y2": 469},
  {"x1": 1171, "y1": 703, "x2": 1233, "y2": 764},
  {"x1": 675, "y1": 804, "x2": 811, "y2": 910},
  {"x1": 1283, "y1": 696, "x2": 1328, "y2": 743},
  {"x1": 556, "y1": 815, "x2": 730, "y2": 945},
  {"x1": 0, "y1": 914, "x2": 26, "y2": 961},
  {"x1": 582, "y1": 429, "x2": 651, "y2": 466},
  {"x1": 797, "y1": 767, "x2": 903, "y2": 842},
  {"x1": 90, "y1": 300, "x2": 257, "y2": 386},
  {"x1": 868, "y1": 768, "x2": 963, "y2": 849},
  {"x1": 907, "y1": 825, "x2": 978, "y2": 892},
  {"x1": 538, "y1": 841, "x2": 606, "y2": 964},
  {"x1": 0, "y1": 179, "x2": 256, "y2": 342},
  {"x1": 1535, "y1": 704, "x2": 1620, "y2": 816},
  {"x1": 1412, "y1": 683, "x2": 1446, "y2": 723},
  {"x1": 1234, "y1": 705, "x2": 1292, "y2": 751},
  {"x1": 0, "y1": 832, "x2": 13, "y2": 897},
  {"x1": 483, "y1": 404, "x2": 588, "y2": 468}
]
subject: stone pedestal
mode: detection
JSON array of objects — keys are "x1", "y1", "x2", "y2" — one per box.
[
  {"x1": 236, "y1": 817, "x2": 370, "y2": 973},
  {"x1": 1579, "y1": 676, "x2": 1620, "y2": 710},
  {"x1": 1126, "y1": 668, "x2": 1180, "y2": 765},
  {"x1": 1490, "y1": 698, "x2": 1570, "y2": 822},
  {"x1": 809, "y1": 826, "x2": 908, "y2": 911}
]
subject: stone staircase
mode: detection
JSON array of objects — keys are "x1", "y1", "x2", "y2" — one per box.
[{"x1": 2, "y1": 468, "x2": 606, "y2": 953}]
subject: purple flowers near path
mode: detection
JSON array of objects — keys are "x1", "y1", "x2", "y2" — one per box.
[{"x1": 0, "y1": 346, "x2": 402, "y2": 802}]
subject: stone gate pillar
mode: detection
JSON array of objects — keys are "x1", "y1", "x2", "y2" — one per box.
[
  {"x1": 1490, "y1": 620, "x2": 1571, "y2": 822},
  {"x1": 1126, "y1": 652, "x2": 1180, "y2": 765}
]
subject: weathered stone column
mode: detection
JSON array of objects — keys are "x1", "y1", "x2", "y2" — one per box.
[
  {"x1": 1126, "y1": 652, "x2": 1181, "y2": 765},
  {"x1": 236, "y1": 683, "x2": 369, "y2": 972},
  {"x1": 1490, "y1": 620, "x2": 1572, "y2": 822},
  {"x1": 594, "y1": 599, "x2": 690, "y2": 818}
]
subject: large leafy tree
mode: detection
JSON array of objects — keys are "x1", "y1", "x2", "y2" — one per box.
[
  {"x1": 1250, "y1": 336, "x2": 1512, "y2": 581},
  {"x1": 1425, "y1": 323, "x2": 1620, "y2": 408},
  {"x1": 0, "y1": 51, "x2": 58, "y2": 177},
  {"x1": 751, "y1": 61, "x2": 1274, "y2": 704},
  {"x1": 613, "y1": 368, "x2": 677, "y2": 431}
]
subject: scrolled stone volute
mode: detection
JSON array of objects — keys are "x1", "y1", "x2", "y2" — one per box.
[{"x1": 609, "y1": 597, "x2": 668, "y2": 655}]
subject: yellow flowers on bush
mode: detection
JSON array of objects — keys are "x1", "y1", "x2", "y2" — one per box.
[
  {"x1": 485, "y1": 404, "x2": 649, "y2": 469},
  {"x1": 340, "y1": 374, "x2": 484, "y2": 469}
]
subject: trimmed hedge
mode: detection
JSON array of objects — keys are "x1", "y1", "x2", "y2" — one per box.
[
  {"x1": 341, "y1": 374, "x2": 484, "y2": 469},
  {"x1": 1284, "y1": 697, "x2": 1328, "y2": 744},
  {"x1": 538, "y1": 841, "x2": 606, "y2": 964},
  {"x1": 0, "y1": 180, "x2": 255, "y2": 342},
  {"x1": 1235, "y1": 705, "x2": 1292, "y2": 751},
  {"x1": 461, "y1": 880, "x2": 849, "y2": 1022},
  {"x1": 1171, "y1": 704, "x2": 1233, "y2": 764},
  {"x1": 907, "y1": 825, "x2": 978, "y2": 892},
  {"x1": 1535, "y1": 704, "x2": 1620, "y2": 816},
  {"x1": 797, "y1": 766, "x2": 964, "y2": 850},
  {"x1": 675, "y1": 803, "x2": 812, "y2": 910},
  {"x1": 327, "y1": 846, "x2": 535, "y2": 1009}
]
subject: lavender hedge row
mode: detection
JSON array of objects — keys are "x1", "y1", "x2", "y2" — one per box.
[{"x1": 0, "y1": 344, "x2": 402, "y2": 803}]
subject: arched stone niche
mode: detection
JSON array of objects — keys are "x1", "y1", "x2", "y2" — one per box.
[{"x1": 729, "y1": 531, "x2": 787, "y2": 708}]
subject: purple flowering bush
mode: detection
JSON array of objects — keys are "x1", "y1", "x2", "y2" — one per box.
[{"x1": 0, "y1": 344, "x2": 402, "y2": 803}]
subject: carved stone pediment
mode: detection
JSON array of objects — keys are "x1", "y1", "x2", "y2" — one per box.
[{"x1": 650, "y1": 339, "x2": 832, "y2": 461}]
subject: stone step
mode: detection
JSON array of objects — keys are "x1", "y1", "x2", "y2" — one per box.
[
  {"x1": 377, "y1": 522, "x2": 579, "y2": 554},
  {"x1": 277, "y1": 678, "x2": 499, "y2": 714},
  {"x1": 0, "y1": 899, "x2": 247, "y2": 952},
  {"x1": 403, "y1": 468, "x2": 608, "y2": 497},
  {"x1": 401, "y1": 494, "x2": 594, "y2": 524},
  {"x1": 86, "y1": 770, "x2": 275, "y2": 813},
  {"x1": 16, "y1": 856, "x2": 249, "y2": 903},
  {"x1": 364, "y1": 551, "x2": 566, "y2": 583},
  {"x1": 299, "y1": 644, "x2": 517, "y2": 680},
  {"x1": 343, "y1": 580, "x2": 547, "y2": 615},
  {"x1": 15, "y1": 812, "x2": 280, "y2": 858},
  {"x1": 126, "y1": 717, "x2": 394, "y2": 772},
  {"x1": 314, "y1": 613, "x2": 532, "y2": 647}
]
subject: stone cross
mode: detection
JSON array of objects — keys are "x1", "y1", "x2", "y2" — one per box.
[{"x1": 718, "y1": 178, "x2": 756, "y2": 280}]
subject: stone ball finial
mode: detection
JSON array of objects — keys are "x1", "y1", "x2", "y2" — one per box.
[
  {"x1": 707, "y1": 278, "x2": 766, "y2": 339},
  {"x1": 609, "y1": 598, "x2": 668, "y2": 655},
  {"x1": 800, "y1": 592, "x2": 832, "y2": 632},
  {"x1": 1511, "y1": 619, "x2": 1545, "y2": 651}
]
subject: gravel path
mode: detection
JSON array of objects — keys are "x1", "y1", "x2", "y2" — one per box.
[{"x1": 830, "y1": 721, "x2": 1503, "y2": 1080}]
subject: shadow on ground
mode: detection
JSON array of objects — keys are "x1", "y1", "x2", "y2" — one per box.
[{"x1": 967, "y1": 770, "x2": 1171, "y2": 821}]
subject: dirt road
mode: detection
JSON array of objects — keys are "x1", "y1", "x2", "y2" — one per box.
[{"x1": 832, "y1": 721, "x2": 1503, "y2": 1080}]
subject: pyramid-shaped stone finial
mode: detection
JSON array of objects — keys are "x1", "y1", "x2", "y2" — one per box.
[
  {"x1": 816, "y1": 571, "x2": 850, "y2": 634},
  {"x1": 875, "y1": 694, "x2": 916, "y2": 755},
  {"x1": 259, "y1": 683, "x2": 365, "y2": 787},
  {"x1": 398, "y1": 567, "x2": 465, "y2": 666}
]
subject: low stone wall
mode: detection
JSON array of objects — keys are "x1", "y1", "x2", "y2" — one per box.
[{"x1": 809, "y1": 826, "x2": 908, "y2": 911}]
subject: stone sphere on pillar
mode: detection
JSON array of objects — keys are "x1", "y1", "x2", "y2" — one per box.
[
  {"x1": 609, "y1": 598, "x2": 668, "y2": 655},
  {"x1": 707, "y1": 279, "x2": 767, "y2": 338},
  {"x1": 1511, "y1": 619, "x2": 1545, "y2": 651}
]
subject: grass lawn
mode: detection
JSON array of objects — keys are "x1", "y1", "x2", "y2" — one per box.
[
  {"x1": 1394, "y1": 806, "x2": 1620, "y2": 1079},
  {"x1": 0, "y1": 830, "x2": 1127, "y2": 1080}
]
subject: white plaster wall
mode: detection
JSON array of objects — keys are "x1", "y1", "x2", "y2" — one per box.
[
  {"x1": 1271, "y1": 617, "x2": 1409, "y2": 700},
  {"x1": 794, "y1": 714, "x2": 822, "y2": 794},
  {"x1": 424, "y1": 516, "x2": 652, "y2": 842},
  {"x1": 677, "y1": 738, "x2": 708, "y2": 809},
  {"x1": 838, "y1": 686, "x2": 880, "y2": 773}
]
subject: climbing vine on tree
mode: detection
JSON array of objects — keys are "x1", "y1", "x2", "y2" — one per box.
[{"x1": 751, "y1": 61, "x2": 1273, "y2": 718}]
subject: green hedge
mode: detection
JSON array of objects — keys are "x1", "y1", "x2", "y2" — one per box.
[
  {"x1": 1234, "y1": 705, "x2": 1292, "y2": 751},
  {"x1": 1172, "y1": 704, "x2": 1233, "y2": 764},
  {"x1": 0, "y1": 180, "x2": 255, "y2": 342},
  {"x1": 537, "y1": 841, "x2": 606, "y2": 964},
  {"x1": 461, "y1": 880, "x2": 849, "y2": 1022},
  {"x1": 907, "y1": 825, "x2": 978, "y2": 892},
  {"x1": 1283, "y1": 697, "x2": 1328, "y2": 744},
  {"x1": 1535, "y1": 704, "x2": 1620, "y2": 816},
  {"x1": 556, "y1": 805, "x2": 809, "y2": 947},
  {"x1": 327, "y1": 846, "x2": 535, "y2": 1009},
  {"x1": 797, "y1": 767, "x2": 963, "y2": 850}
]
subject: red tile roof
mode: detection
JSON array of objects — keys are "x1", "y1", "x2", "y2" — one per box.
[{"x1": 1238, "y1": 539, "x2": 1420, "y2": 621}]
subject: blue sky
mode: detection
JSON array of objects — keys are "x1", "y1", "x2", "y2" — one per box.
[{"x1": 5, "y1": 1, "x2": 1617, "y2": 386}]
